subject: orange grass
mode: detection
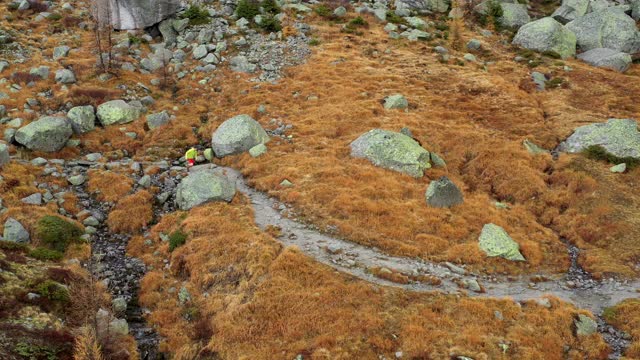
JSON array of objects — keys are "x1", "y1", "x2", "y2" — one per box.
[
  {"x1": 107, "y1": 190, "x2": 153, "y2": 234},
  {"x1": 605, "y1": 299, "x2": 640, "y2": 359},
  {"x1": 86, "y1": 170, "x2": 134, "y2": 203}
]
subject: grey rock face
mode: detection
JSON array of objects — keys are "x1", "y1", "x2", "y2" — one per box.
[
  {"x1": 109, "y1": 0, "x2": 180, "y2": 30},
  {"x1": 425, "y1": 176, "x2": 464, "y2": 208},
  {"x1": 559, "y1": 118, "x2": 640, "y2": 158},
  {"x1": 15, "y1": 117, "x2": 73, "y2": 152},
  {"x1": 175, "y1": 169, "x2": 236, "y2": 210},
  {"x1": 512, "y1": 17, "x2": 576, "y2": 59},
  {"x1": 146, "y1": 111, "x2": 171, "y2": 130},
  {"x1": 3, "y1": 218, "x2": 29, "y2": 243},
  {"x1": 350, "y1": 129, "x2": 431, "y2": 178},
  {"x1": 577, "y1": 48, "x2": 632, "y2": 72},
  {"x1": 67, "y1": 105, "x2": 96, "y2": 134},
  {"x1": 211, "y1": 114, "x2": 270, "y2": 157},
  {"x1": 566, "y1": 9, "x2": 640, "y2": 54},
  {"x1": 96, "y1": 100, "x2": 142, "y2": 126},
  {"x1": 0, "y1": 142, "x2": 9, "y2": 167}
]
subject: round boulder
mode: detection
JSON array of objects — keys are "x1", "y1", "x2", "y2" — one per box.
[
  {"x1": 175, "y1": 169, "x2": 236, "y2": 210},
  {"x1": 350, "y1": 129, "x2": 431, "y2": 178},
  {"x1": 67, "y1": 105, "x2": 96, "y2": 134},
  {"x1": 211, "y1": 114, "x2": 270, "y2": 157},
  {"x1": 512, "y1": 17, "x2": 576, "y2": 59},
  {"x1": 478, "y1": 223, "x2": 526, "y2": 261},
  {"x1": 566, "y1": 9, "x2": 640, "y2": 54},
  {"x1": 15, "y1": 116, "x2": 72, "y2": 152},
  {"x1": 96, "y1": 100, "x2": 143, "y2": 126},
  {"x1": 425, "y1": 176, "x2": 463, "y2": 208}
]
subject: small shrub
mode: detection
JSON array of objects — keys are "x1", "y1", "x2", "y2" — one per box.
[
  {"x1": 314, "y1": 5, "x2": 332, "y2": 17},
  {"x1": 128, "y1": 34, "x2": 144, "y2": 45},
  {"x1": 0, "y1": 240, "x2": 28, "y2": 252},
  {"x1": 262, "y1": 0, "x2": 281, "y2": 15},
  {"x1": 70, "y1": 87, "x2": 119, "y2": 107},
  {"x1": 35, "y1": 216, "x2": 83, "y2": 253},
  {"x1": 29, "y1": 248, "x2": 64, "y2": 261},
  {"x1": 386, "y1": 11, "x2": 407, "y2": 25},
  {"x1": 181, "y1": 5, "x2": 211, "y2": 25},
  {"x1": 487, "y1": 0, "x2": 503, "y2": 30},
  {"x1": 8, "y1": 2, "x2": 19, "y2": 11},
  {"x1": 544, "y1": 77, "x2": 565, "y2": 89},
  {"x1": 236, "y1": 0, "x2": 260, "y2": 21},
  {"x1": 61, "y1": 15, "x2": 81, "y2": 28},
  {"x1": 14, "y1": 342, "x2": 59, "y2": 360},
  {"x1": 349, "y1": 16, "x2": 367, "y2": 27},
  {"x1": 259, "y1": 15, "x2": 282, "y2": 33},
  {"x1": 434, "y1": 21, "x2": 449, "y2": 31},
  {"x1": 542, "y1": 50, "x2": 562, "y2": 59},
  {"x1": 582, "y1": 145, "x2": 640, "y2": 169},
  {"x1": 11, "y1": 71, "x2": 41, "y2": 84},
  {"x1": 47, "y1": 13, "x2": 62, "y2": 21},
  {"x1": 169, "y1": 230, "x2": 188, "y2": 252},
  {"x1": 35, "y1": 280, "x2": 71, "y2": 303},
  {"x1": 309, "y1": 38, "x2": 321, "y2": 46}
]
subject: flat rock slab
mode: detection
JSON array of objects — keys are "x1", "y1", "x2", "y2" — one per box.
[
  {"x1": 577, "y1": 48, "x2": 632, "y2": 72},
  {"x1": 175, "y1": 169, "x2": 236, "y2": 210},
  {"x1": 560, "y1": 118, "x2": 640, "y2": 159},
  {"x1": 15, "y1": 116, "x2": 72, "y2": 152}
]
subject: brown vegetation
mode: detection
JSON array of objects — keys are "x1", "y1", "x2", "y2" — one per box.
[
  {"x1": 107, "y1": 190, "x2": 153, "y2": 234},
  {"x1": 86, "y1": 170, "x2": 133, "y2": 203},
  {"x1": 604, "y1": 299, "x2": 640, "y2": 359}
]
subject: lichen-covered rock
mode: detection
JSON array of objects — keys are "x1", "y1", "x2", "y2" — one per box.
[
  {"x1": 54, "y1": 69, "x2": 76, "y2": 84},
  {"x1": 350, "y1": 129, "x2": 431, "y2": 177},
  {"x1": 565, "y1": 9, "x2": 640, "y2": 54},
  {"x1": 249, "y1": 143, "x2": 267, "y2": 157},
  {"x1": 425, "y1": 176, "x2": 464, "y2": 208},
  {"x1": 559, "y1": 118, "x2": 640, "y2": 159},
  {"x1": 211, "y1": 114, "x2": 270, "y2": 157},
  {"x1": 67, "y1": 105, "x2": 96, "y2": 134},
  {"x1": 512, "y1": 17, "x2": 576, "y2": 59},
  {"x1": 3, "y1": 217, "x2": 29, "y2": 243},
  {"x1": 576, "y1": 48, "x2": 632, "y2": 72},
  {"x1": 15, "y1": 117, "x2": 72, "y2": 152},
  {"x1": 574, "y1": 314, "x2": 598, "y2": 336},
  {"x1": 96, "y1": 100, "x2": 142, "y2": 126},
  {"x1": 478, "y1": 223, "x2": 526, "y2": 261},
  {"x1": 146, "y1": 111, "x2": 171, "y2": 130},
  {"x1": 108, "y1": 0, "x2": 180, "y2": 30},
  {"x1": 552, "y1": 0, "x2": 590, "y2": 23},
  {"x1": 499, "y1": 3, "x2": 530, "y2": 28},
  {"x1": 175, "y1": 169, "x2": 236, "y2": 210},
  {"x1": 384, "y1": 94, "x2": 409, "y2": 110},
  {"x1": 395, "y1": 0, "x2": 450, "y2": 13},
  {"x1": 0, "y1": 142, "x2": 9, "y2": 167}
]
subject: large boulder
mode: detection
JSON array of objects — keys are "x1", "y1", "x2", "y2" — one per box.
[
  {"x1": 211, "y1": 115, "x2": 270, "y2": 157},
  {"x1": 146, "y1": 111, "x2": 171, "y2": 130},
  {"x1": 559, "y1": 118, "x2": 640, "y2": 159},
  {"x1": 577, "y1": 48, "x2": 632, "y2": 72},
  {"x1": 633, "y1": 0, "x2": 640, "y2": 21},
  {"x1": 3, "y1": 218, "x2": 29, "y2": 243},
  {"x1": 96, "y1": 100, "x2": 142, "y2": 126},
  {"x1": 565, "y1": 9, "x2": 640, "y2": 54},
  {"x1": 108, "y1": 0, "x2": 180, "y2": 30},
  {"x1": 175, "y1": 169, "x2": 236, "y2": 210},
  {"x1": 67, "y1": 105, "x2": 96, "y2": 134},
  {"x1": 425, "y1": 176, "x2": 464, "y2": 208},
  {"x1": 574, "y1": 314, "x2": 598, "y2": 336},
  {"x1": 552, "y1": 0, "x2": 590, "y2": 23},
  {"x1": 499, "y1": 3, "x2": 530, "y2": 28},
  {"x1": 512, "y1": 17, "x2": 576, "y2": 59},
  {"x1": 350, "y1": 129, "x2": 431, "y2": 178},
  {"x1": 478, "y1": 223, "x2": 526, "y2": 261},
  {"x1": 15, "y1": 117, "x2": 72, "y2": 152}
]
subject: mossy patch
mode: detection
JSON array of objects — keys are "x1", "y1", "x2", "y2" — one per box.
[
  {"x1": 35, "y1": 216, "x2": 82, "y2": 253},
  {"x1": 583, "y1": 145, "x2": 640, "y2": 169}
]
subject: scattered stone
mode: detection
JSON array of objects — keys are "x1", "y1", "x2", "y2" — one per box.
[
  {"x1": 67, "y1": 105, "x2": 96, "y2": 134},
  {"x1": 478, "y1": 223, "x2": 526, "y2": 261},
  {"x1": 15, "y1": 116, "x2": 73, "y2": 152},
  {"x1": 560, "y1": 118, "x2": 640, "y2": 159},
  {"x1": 31, "y1": 157, "x2": 48, "y2": 166},
  {"x1": 112, "y1": 297, "x2": 127, "y2": 316},
  {"x1": 67, "y1": 175, "x2": 85, "y2": 186},
  {"x1": 146, "y1": 111, "x2": 171, "y2": 130},
  {"x1": 512, "y1": 17, "x2": 576, "y2": 59},
  {"x1": 531, "y1": 72, "x2": 547, "y2": 91},
  {"x1": 574, "y1": 314, "x2": 598, "y2": 336},
  {"x1": 29, "y1": 66, "x2": 50, "y2": 79},
  {"x1": 280, "y1": 179, "x2": 293, "y2": 187},
  {"x1": 249, "y1": 143, "x2": 267, "y2": 157},
  {"x1": 109, "y1": 318, "x2": 129, "y2": 336},
  {"x1": 430, "y1": 152, "x2": 447, "y2": 167},
  {"x1": 566, "y1": 9, "x2": 640, "y2": 54},
  {"x1": 425, "y1": 176, "x2": 464, "y2": 208},
  {"x1": 211, "y1": 114, "x2": 270, "y2": 157},
  {"x1": 577, "y1": 48, "x2": 632, "y2": 73},
  {"x1": 463, "y1": 53, "x2": 477, "y2": 62},
  {"x1": 203, "y1": 148, "x2": 214, "y2": 161},
  {"x1": 523, "y1": 139, "x2": 549, "y2": 154},
  {"x1": 334, "y1": 6, "x2": 347, "y2": 17},
  {"x1": 384, "y1": 94, "x2": 409, "y2": 110},
  {"x1": 499, "y1": 3, "x2": 530, "y2": 28},
  {"x1": 86, "y1": 153, "x2": 102, "y2": 162},
  {"x1": 192, "y1": 44, "x2": 208, "y2": 60},
  {"x1": 462, "y1": 279, "x2": 482, "y2": 292},
  {"x1": 178, "y1": 286, "x2": 191, "y2": 304},
  {"x1": 55, "y1": 69, "x2": 76, "y2": 84},
  {"x1": 466, "y1": 39, "x2": 481, "y2": 51},
  {"x1": 138, "y1": 175, "x2": 151, "y2": 188},
  {"x1": 175, "y1": 169, "x2": 236, "y2": 210},
  {"x1": 3, "y1": 218, "x2": 29, "y2": 243},
  {"x1": 350, "y1": 129, "x2": 431, "y2": 178},
  {"x1": 96, "y1": 100, "x2": 142, "y2": 126},
  {"x1": 610, "y1": 163, "x2": 626, "y2": 173},
  {"x1": 21, "y1": 193, "x2": 42, "y2": 205}
]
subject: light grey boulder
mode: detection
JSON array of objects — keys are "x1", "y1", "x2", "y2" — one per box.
[
  {"x1": 577, "y1": 48, "x2": 632, "y2": 72},
  {"x1": 3, "y1": 218, "x2": 29, "y2": 243},
  {"x1": 395, "y1": 0, "x2": 450, "y2": 13},
  {"x1": 552, "y1": 0, "x2": 589, "y2": 23},
  {"x1": 559, "y1": 118, "x2": 640, "y2": 159},
  {"x1": 53, "y1": 46, "x2": 71, "y2": 60},
  {"x1": 211, "y1": 114, "x2": 270, "y2": 157},
  {"x1": 565, "y1": 10, "x2": 640, "y2": 54},
  {"x1": 175, "y1": 169, "x2": 236, "y2": 210},
  {"x1": 229, "y1": 56, "x2": 257, "y2": 73},
  {"x1": 55, "y1": 69, "x2": 76, "y2": 84},
  {"x1": 109, "y1": 319, "x2": 129, "y2": 336},
  {"x1": 249, "y1": 143, "x2": 267, "y2": 157},
  {"x1": 67, "y1": 105, "x2": 96, "y2": 134},
  {"x1": 159, "y1": 18, "x2": 177, "y2": 46},
  {"x1": 192, "y1": 44, "x2": 208, "y2": 59},
  {"x1": 15, "y1": 117, "x2": 72, "y2": 152},
  {"x1": 334, "y1": 6, "x2": 347, "y2": 16},
  {"x1": 633, "y1": 0, "x2": 640, "y2": 20},
  {"x1": 146, "y1": 111, "x2": 171, "y2": 130},
  {"x1": 96, "y1": 100, "x2": 142, "y2": 126},
  {"x1": 350, "y1": 129, "x2": 431, "y2": 178},
  {"x1": 21, "y1": 193, "x2": 42, "y2": 205},
  {"x1": 384, "y1": 94, "x2": 409, "y2": 110},
  {"x1": 425, "y1": 176, "x2": 463, "y2": 208},
  {"x1": 0, "y1": 142, "x2": 9, "y2": 167},
  {"x1": 172, "y1": 18, "x2": 189, "y2": 33},
  {"x1": 499, "y1": 3, "x2": 530, "y2": 28},
  {"x1": 575, "y1": 314, "x2": 598, "y2": 336},
  {"x1": 512, "y1": 17, "x2": 576, "y2": 59},
  {"x1": 68, "y1": 175, "x2": 86, "y2": 186},
  {"x1": 29, "y1": 66, "x2": 50, "y2": 80},
  {"x1": 108, "y1": 0, "x2": 180, "y2": 30},
  {"x1": 478, "y1": 223, "x2": 526, "y2": 261},
  {"x1": 610, "y1": 163, "x2": 626, "y2": 173}
]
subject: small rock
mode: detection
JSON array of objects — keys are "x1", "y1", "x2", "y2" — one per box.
[
  {"x1": 383, "y1": 94, "x2": 408, "y2": 110},
  {"x1": 3, "y1": 218, "x2": 29, "y2": 243},
  {"x1": 610, "y1": 163, "x2": 626, "y2": 173}
]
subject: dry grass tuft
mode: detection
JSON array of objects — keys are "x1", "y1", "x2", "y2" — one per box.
[
  {"x1": 87, "y1": 170, "x2": 133, "y2": 203},
  {"x1": 107, "y1": 190, "x2": 153, "y2": 234}
]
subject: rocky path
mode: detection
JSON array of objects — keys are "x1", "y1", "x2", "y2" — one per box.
[{"x1": 197, "y1": 165, "x2": 638, "y2": 358}]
